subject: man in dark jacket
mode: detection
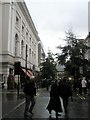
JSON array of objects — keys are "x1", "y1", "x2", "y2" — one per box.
[
  {"x1": 23, "y1": 76, "x2": 36, "y2": 117},
  {"x1": 58, "y1": 77, "x2": 73, "y2": 114}
]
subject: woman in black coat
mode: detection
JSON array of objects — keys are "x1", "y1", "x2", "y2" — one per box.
[{"x1": 46, "y1": 80, "x2": 62, "y2": 117}]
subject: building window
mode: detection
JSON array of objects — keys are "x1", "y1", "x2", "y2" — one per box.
[
  {"x1": 26, "y1": 44, "x2": 28, "y2": 62},
  {"x1": 22, "y1": 25, "x2": 24, "y2": 34},
  {"x1": 16, "y1": 16, "x2": 19, "y2": 26},
  {"x1": 29, "y1": 48, "x2": 31, "y2": 62},
  {"x1": 30, "y1": 36, "x2": 31, "y2": 45},
  {"x1": 26, "y1": 29, "x2": 29, "y2": 40},
  {"x1": 15, "y1": 34, "x2": 18, "y2": 56},
  {"x1": 16, "y1": 16, "x2": 19, "y2": 22},
  {"x1": 21, "y1": 40, "x2": 24, "y2": 58},
  {"x1": 32, "y1": 51, "x2": 34, "y2": 63},
  {"x1": 26, "y1": 32, "x2": 28, "y2": 39}
]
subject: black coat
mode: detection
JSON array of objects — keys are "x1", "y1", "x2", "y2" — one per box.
[
  {"x1": 47, "y1": 82, "x2": 62, "y2": 112},
  {"x1": 59, "y1": 81, "x2": 72, "y2": 98},
  {"x1": 23, "y1": 81, "x2": 36, "y2": 96}
]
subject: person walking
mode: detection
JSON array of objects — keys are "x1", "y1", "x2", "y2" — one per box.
[
  {"x1": 78, "y1": 78, "x2": 82, "y2": 95},
  {"x1": 7, "y1": 74, "x2": 15, "y2": 89},
  {"x1": 46, "y1": 80, "x2": 62, "y2": 118},
  {"x1": 58, "y1": 77, "x2": 73, "y2": 114},
  {"x1": 23, "y1": 76, "x2": 36, "y2": 117},
  {"x1": 81, "y1": 77, "x2": 87, "y2": 95}
]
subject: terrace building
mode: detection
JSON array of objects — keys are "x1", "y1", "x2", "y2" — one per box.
[{"x1": 0, "y1": 0, "x2": 44, "y2": 87}]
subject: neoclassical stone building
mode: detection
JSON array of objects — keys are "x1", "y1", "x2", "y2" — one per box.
[
  {"x1": 0, "y1": 0, "x2": 44, "y2": 84},
  {"x1": 85, "y1": 34, "x2": 90, "y2": 60},
  {"x1": 85, "y1": 1, "x2": 90, "y2": 60}
]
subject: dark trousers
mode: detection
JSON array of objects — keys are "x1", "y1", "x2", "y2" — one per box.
[
  {"x1": 62, "y1": 97, "x2": 69, "y2": 113},
  {"x1": 79, "y1": 87, "x2": 82, "y2": 95},
  {"x1": 82, "y1": 87, "x2": 87, "y2": 94},
  {"x1": 24, "y1": 95, "x2": 35, "y2": 114}
]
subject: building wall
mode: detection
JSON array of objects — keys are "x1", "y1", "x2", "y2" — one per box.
[
  {"x1": 85, "y1": 34, "x2": 90, "y2": 60},
  {"x1": 38, "y1": 41, "x2": 45, "y2": 67},
  {"x1": 88, "y1": 1, "x2": 90, "y2": 32},
  {"x1": 0, "y1": 1, "x2": 41, "y2": 82},
  {"x1": 85, "y1": 2, "x2": 90, "y2": 61},
  {"x1": 88, "y1": 2, "x2": 90, "y2": 60},
  {"x1": 0, "y1": 1, "x2": 2, "y2": 76}
]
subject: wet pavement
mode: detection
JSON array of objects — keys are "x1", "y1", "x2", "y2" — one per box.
[
  {"x1": 1, "y1": 88, "x2": 89, "y2": 120},
  {"x1": 2, "y1": 89, "x2": 25, "y2": 118}
]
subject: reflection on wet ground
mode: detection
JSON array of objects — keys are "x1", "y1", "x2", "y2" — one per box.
[
  {"x1": 2, "y1": 90, "x2": 25, "y2": 117},
  {"x1": 1, "y1": 88, "x2": 89, "y2": 119}
]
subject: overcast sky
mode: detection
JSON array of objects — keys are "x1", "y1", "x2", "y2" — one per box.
[{"x1": 25, "y1": 0, "x2": 89, "y2": 54}]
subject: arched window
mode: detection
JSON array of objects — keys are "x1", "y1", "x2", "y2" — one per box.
[
  {"x1": 25, "y1": 44, "x2": 28, "y2": 69},
  {"x1": 26, "y1": 44, "x2": 28, "y2": 56},
  {"x1": 15, "y1": 34, "x2": 18, "y2": 56},
  {"x1": 32, "y1": 51, "x2": 33, "y2": 63},
  {"x1": 21, "y1": 40, "x2": 24, "y2": 58},
  {"x1": 25, "y1": 44, "x2": 28, "y2": 60},
  {"x1": 29, "y1": 48, "x2": 31, "y2": 62}
]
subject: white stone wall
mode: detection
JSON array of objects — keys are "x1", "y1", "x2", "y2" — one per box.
[
  {"x1": 2, "y1": 3, "x2": 10, "y2": 54},
  {"x1": 0, "y1": 1, "x2": 2, "y2": 118},
  {"x1": 0, "y1": 1, "x2": 2, "y2": 55},
  {"x1": 15, "y1": 2, "x2": 39, "y2": 69},
  {"x1": 88, "y1": 2, "x2": 90, "y2": 60},
  {"x1": 85, "y1": 2, "x2": 90, "y2": 60},
  {"x1": 0, "y1": 1, "x2": 40, "y2": 77},
  {"x1": 0, "y1": 1, "x2": 2, "y2": 76},
  {"x1": 88, "y1": 1, "x2": 90, "y2": 32}
]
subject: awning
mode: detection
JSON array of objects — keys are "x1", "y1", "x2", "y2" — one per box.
[
  {"x1": 27, "y1": 70, "x2": 33, "y2": 76},
  {"x1": 21, "y1": 68, "x2": 33, "y2": 78}
]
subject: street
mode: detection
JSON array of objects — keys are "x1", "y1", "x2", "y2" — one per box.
[{"x1": 1, "y1": 88, "x2": 89, "y2": 120}]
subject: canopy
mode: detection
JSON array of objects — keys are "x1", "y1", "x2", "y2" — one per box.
[{"x1": 21, "y1": 68, "x2": 33, "y2": 78}]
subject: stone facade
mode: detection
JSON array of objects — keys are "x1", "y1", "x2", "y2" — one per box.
[
  {"x1": 85, "y1": 34, "x2": 90, "y2": 60},
  {"x1": 0, "y1": 0, "x2": 43, "y2": 84},
  {"x1": 38, "y1": 41, "x2": 45, "y2": 66},
  {"x1": 85, "y1": 1, "x2": 90, "y2": 60}
]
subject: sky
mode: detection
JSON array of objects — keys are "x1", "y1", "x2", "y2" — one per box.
[{"x1": 24, "y1": 0, "x2": 89, "y2": 54}]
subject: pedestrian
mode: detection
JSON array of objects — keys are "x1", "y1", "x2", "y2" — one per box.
[
  {"x1": 46, "y1": 80, "x2": 62, "y2": 117},
  {"x1": 78, "y1": 78, "x2": 82, "y2": 95},
  {"x1": 7, "y1": 74, "x2": 15, "y2": 89},
  {"x1": 73, "y1": 80, "x2": 77, "y2": 92},
  {"x1": 58, "y1": 77, "x2": 73, "y2": 114},
  {"x1": 81, "y1": 77, "x2": 87, "y2": 95},
  {"x1": 46, "y1": 80, "x2": 50, "y2": 91},
  {"x1": 23, "y1": 76, "x2": 36, "y2": 117}
]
